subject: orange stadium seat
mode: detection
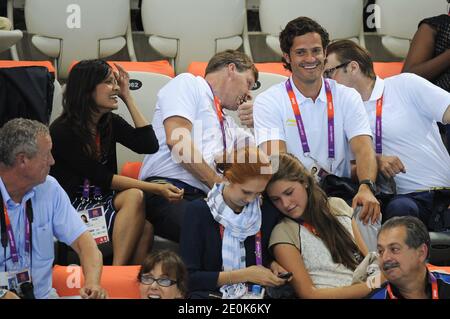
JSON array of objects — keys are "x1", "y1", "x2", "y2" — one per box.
[
  {"x1": 53, "y1": 264, "x2": 449, "y2": 299},
  {"x1": 187, "y1": 61, "x2": 291, "y2": 77},
  {"x1": 120, "y1": 162, "x2": 143, "y2": 180},
  {"x1": 68, "y1": 60, "x2": 174, "y2": 78},
  {"x1": 189, "y1": 61, "x2": 404, "y2": 80},
  {"x1": 52, "y1": 265, "x2": 140, "y2": 299},
  {"x1": 373, "y1": 62, "x2": 404, "y2": 79},
  {"x1": 0, "y1": 60, "x2": 55, "y2": 74}
]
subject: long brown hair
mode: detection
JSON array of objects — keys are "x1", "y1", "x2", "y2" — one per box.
[{"x1": 268, "y1": 153, "x2": 362, "y2": 270}]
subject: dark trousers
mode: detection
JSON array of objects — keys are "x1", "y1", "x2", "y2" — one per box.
[
  {"x1": 382, "y1": 191, "x2": 434, "y2": 225},
  {"x1": 144, "y1": 177, "x2": 206, "y2": 242}
]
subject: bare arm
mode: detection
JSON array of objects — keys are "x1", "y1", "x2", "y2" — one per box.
[
  {"x1": 259, "y1": 140, "x2": 287, "y2": 157},
  {"x1": 273, "y1": 243, "x2": 371, "y2": 299},
  {"x1": 217, "y1": 266, "x2": 286, "y2": 287},
  {"x1": 403, "y1": 24, "x2": 450, "y2": 81},
  {"x1": 164, "y1": 116, "x2": 222, "y2": 189},
  {"x1": 110, "y1": 174, "x2": 184, "y2": 201},
  {"x1": 70, "y1": 231, "x2": 107, "y2": 299},
  {"x1": 349, "y1": 135, "x2": 380, "y2": 224},
  {"x1": 115, "y1": 63, "x2": 149, "y2": 128}
]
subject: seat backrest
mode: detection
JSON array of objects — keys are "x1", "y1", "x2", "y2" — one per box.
[
  {"x1": 141, "y1": 0, "x2": 249, "y2": 74},
  {"x1": 113, "y1": 68, "x2": 172, "y2": 169},
  {"x1": 24, "y1": 0, "x2": 130, "y2": 79},
  {"x1": 0, "y1": 30, "x2": 23, "y2": 54},
  {"x1": 259, "y1": 0, "x2": 365, "y2": 57},
  {"x1": 376, "y1": 0, "x2": 448, "y2": 58},
  {"x1": 429, "y1": 232, "x2": 450, "y2": 266}
]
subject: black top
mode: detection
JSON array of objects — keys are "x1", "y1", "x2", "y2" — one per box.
[
  {"x1": 49, "y1": 113, "x2": 159, "y2": 200},
  {"x1": 419, "y1": 14, "x2": 450, "y2": 92},
  {"x1": 368, "y1": 270, "x2": 450, "y2": 299},
  {"x1": 179, "y1": 198, "x2": 281, "y2": 297}
]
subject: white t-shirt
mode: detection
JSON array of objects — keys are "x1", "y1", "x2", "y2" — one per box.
[
  {"x1": 365, "y1": 74, "x2": 450, "y2": 194},
  {"x1": 254, "y1": 77, "x2": 372, "y2": 177},
  {"x1": 138, "y1": 73, "x2": 254, "y2": 193}
]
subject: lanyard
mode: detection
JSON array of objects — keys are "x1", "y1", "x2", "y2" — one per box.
[
  {"x1": 219, "y1": 224, "x2": 262, "y2": 266},
  {"x1": 285, "y1": 79, "x2": 335, "y2": 161},
  {"x1": 298, "y1": 219, "x2": 319, "y2": 237},
  {"x1": 3, "y1": 206, "x2": 30, "y2": 264},
  {"x1": 82, "y1": 179, "x2": 90, "y2": 199},
  {"x1": 95, "y1": 132, "x2": 101, "y2": 154},
  {"x1": 0, "y1": 192, "x2": 33, "y2": 271},
  {"x1": 208, "y1": 83, "x2": 227, "y2": 152},
  {"x1": 375, "y1": 94, "x2": 384, "y2": 155},
  {"x1": 386, "y1": 270, "x2": 439, "y2": 299}
]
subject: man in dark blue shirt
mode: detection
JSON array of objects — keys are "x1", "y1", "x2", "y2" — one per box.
[{"x1": 368, "y1": 216, "x2": 450, "y2": 299}]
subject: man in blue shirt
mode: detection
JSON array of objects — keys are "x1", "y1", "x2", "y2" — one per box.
[
  {"x1": 0, "y1": 118, "x2": 107, "y2": 299},
  {"x1": 369, "y1": 216, "x2": 450, "y2": 299}
]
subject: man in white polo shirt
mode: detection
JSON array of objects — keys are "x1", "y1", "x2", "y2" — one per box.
[
  {"x1": 139, "y1": 50, "x2": 258, "y2": 242},
  {"x1": 253, "y1": 17, "x2": 380, "y2": 225},
  {"x1": 324, "y1": 40, "x2": 450, "y2": 225}
]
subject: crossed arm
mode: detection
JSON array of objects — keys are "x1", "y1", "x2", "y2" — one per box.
[{"x1": 164, "y1": 116, "x2": 222, "y2": 189}]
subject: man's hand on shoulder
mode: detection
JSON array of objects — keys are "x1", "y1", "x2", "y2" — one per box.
[{"x1": 352, "y1": 185, "x2": 381, "y2": 225}]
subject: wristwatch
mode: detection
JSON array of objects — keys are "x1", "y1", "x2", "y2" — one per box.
[
  {"x1": 359, "y1": 179, "x2": 377, "y2": 194},
  {"x1": 0, "y1": 288, "x2": 8, "y2": 299}
]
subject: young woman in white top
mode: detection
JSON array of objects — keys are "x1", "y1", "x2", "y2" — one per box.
[{"x1": 266, "y1": 153, "x2": 377, "y2": 299}]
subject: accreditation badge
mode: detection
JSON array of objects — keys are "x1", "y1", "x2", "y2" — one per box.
[
  {"x1": 0, "y1": 271, "x2": 8, "y2": 290},
  {"x1": 3, "y1": 268, "x2": 31, "y2": 295},
  {"x1": 78, "y1": 206, "x2": 110, "y2": 245},
  {"x1": 310, "y1": 163, "x2": 330, "y2": 184}
]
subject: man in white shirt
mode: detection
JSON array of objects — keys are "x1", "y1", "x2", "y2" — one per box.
[
  {"x1": 324, "y1": 40, "x2": 450, "y2": 225},
  {"x1": 139, "y1": 50, "x2": 258, "y2": 242},
  {"x1": 253, "y1": 17, "x2": 380, "y2": 225}
]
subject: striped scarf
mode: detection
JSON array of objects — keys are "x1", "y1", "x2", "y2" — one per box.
[{"x1": 206, "y1": 183, "x2": 262, "y2": 298}]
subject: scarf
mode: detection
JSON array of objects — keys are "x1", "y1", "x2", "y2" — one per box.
[{"x1": 206, "y1": 183, "x2": 262, "y2": 298}]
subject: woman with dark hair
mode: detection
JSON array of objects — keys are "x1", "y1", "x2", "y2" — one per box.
[
  {"x1": 179, "y1": 146, "x2": 286, "y2": 299},
  {"x1": 266, "y1": 153, "x2": 374, "y2": 299},
  {"x1": 50, "y1": 59, "x2": 183, "y2": 265},
  {"x1": 138, "y1": 250, "x2": 188, "y2": 299}
]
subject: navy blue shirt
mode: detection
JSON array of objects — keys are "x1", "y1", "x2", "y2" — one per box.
[
  {"x1": 179, "y1": 198, "x2": 280, "y2": 298},
  {"x1": 368, "y1": 270, "x2": 450, "y2": 299}
]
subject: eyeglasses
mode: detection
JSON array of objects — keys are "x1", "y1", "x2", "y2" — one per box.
[
  {"x1": 323, "y1": 61, "x2": 350, "y2": 78},
  {"x1": 140, "y1": 275, "x2": 177, "y2": 287}
]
